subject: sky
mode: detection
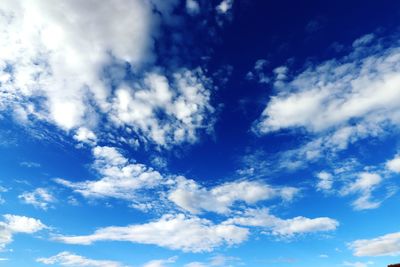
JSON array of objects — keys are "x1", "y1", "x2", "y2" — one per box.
[{"x1": 1, "y1": 0, "x2": 400, "y2": 266}]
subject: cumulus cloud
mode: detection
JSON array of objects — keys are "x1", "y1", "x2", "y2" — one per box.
[
  {"x1": 341, "y1": 172, "x2": 383, "y2": 210},
  {"x1": 19, "y1": 188, "x2": 55, "y2": 210},
  {"x1": 386, "y1": 154, "x2": 400, "y2": 173},
  {"x1": 0, "y1": 0, "x2": 154, "y2": 128},
  {"x1": 109, "y1": 69, "x2": 214, "y2": 146},
  {"x1": 0, "y1": 0, "x2": 214, "y2": 147},
  {"x1": 0, "y1": 214, "x2": 46, "y2": 250},
  {"x1": 55, "y1": 214, "x2": 248, "y2": 253},
  {"x1": 37, "y1": 251, "x2": 125, "y2": 267},
  {"x1": 225, "y1": 208, "x2": 339, "y2": 237},
  {"x1": 55, "y1": 146, "x2": 163, "y2": 201},
  {"x1": 316, "y1": 171, "x2": 333, "y2": 191},
  {"x1": 168, "y1": 177, "x2": 299, "y2": 214},
  {"x1": 349, "y1": 232, "x2": 400, "y2": 256},
  {"x1": 254, "y1": 33, "x2": 400, "y2": 159}
]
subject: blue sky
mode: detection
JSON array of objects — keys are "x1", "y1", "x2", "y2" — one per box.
[{"x1": 1, "y1": 0, "x2": 400, "y2": 266}]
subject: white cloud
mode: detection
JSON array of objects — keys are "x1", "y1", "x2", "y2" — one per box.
[
  {"x1": 386, "y1": 154, "x2": 400, "y2": 173},
  {"x1": 19, "y1": 188, "x2": 55, "y2": 210},
  {"x1": 225, "y1": 208, "x2": 339, "y2": 237},
  {"x1": 0, "y1": 214, "x2": 46, "y2": 250},
  {"x1": 186, "y1": 0, "x2": 200, "y2": 15},
  {"x1": 316, "y1": 171, "x2": 333, "y2": 191},
  {"x1": 142, "y1": 256, "x2": 177, "y2": 267},
  {"x1": 246, "y1": 59, "x2": 270, "y2": 84},
  {"x1": 74, "y1": 127, "x2": 97, "y2": 144},
  {"x1": 343, "y1": 261, "x2": 374, "y2": 267},
  {"x1": 55, "y1": 214, "x2": 248, "y2": 253},
  {"x1": 0, "y1": 0, "x2": 154, "y2": 128},
  {"x1": 254, "y1": 33, "x2": 400, "y2": 158},
  {"x1": 168, "y1": 177, "x2": 299, "y2": 214},
  {"x1": 37, "y1": 251, "x2": 125, "y2": 267},
  {"x1": 0, "y1": 1, "x2": 213, "y2": 147},
  {"x1": 184, "y1": 255, "x2": 240, "y2": 267},
  {"x1": 216, "y1": 0, "x2": 233, "y2": 14},
  {"x1": 55, "y1": 146, "x2": 163, "y2": 201},
  {"x1": 349, "y1": 232, "x2": 400, "y2": 257},
  {"x1": 109, "y1": 69, "x2": 214, "y2": 146},
  {"x1": 341, "y1": 172, "x2": 382, "y2": 210}
]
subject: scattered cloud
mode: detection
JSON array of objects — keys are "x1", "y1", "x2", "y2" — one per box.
[
  {"x1": 186, "y1": 0, "x2": 200, "y2": 16},
  {"x1": 349, "y1": 232, "x2": 400, "y2": 257},
  {"x1": 55, "y1": 214, "x2": 248, "y2": 253},
  {"x1": 386, "y1": 154, "x2": 400, "y2": 173},
  {"x1": 55, "y1": 146, "x2": 163, "y2": 201},
  {"x1": 340, "y1": 172, "x2": 383, "y2": 210},
  {"x1": 225, "y1": 208, "x2": 339, "y2": 238},
  {"x1": 316, "y1": 171, "x2": 333, "y2": 192},
  {"x1": 246, "y1": 59, "x2": 270, "y2": 84},
  {"x1": 19, "y1": 188, "x2": 55, "y2": 210},
  {"x1": 169, "y1": 177, "x2": 299, "y2": 214},
  {"x1": 37, "y1": 251, "x2": 126, "y2": 267},
  {"x1": 254, "y1": 33, "x2": 400, "y2": 162},
  {"x1": 0, "y1": 0, "x2": 213, "y2": 148},
  {"x1": 142, "y1": 256, "x2": 177, "y2": 267},
  {"x1": 0, "y1": 214, "x2": 46, "y2": 250},
  {"x1": 343, "y1": 261, "x2": 374, "y2": 267},
  {"x1": 216, "y1": 0, "x2": 233, "y2": 14},
  {"x1": 20, "y1": 161, "x2": 41, "y2": 168}
]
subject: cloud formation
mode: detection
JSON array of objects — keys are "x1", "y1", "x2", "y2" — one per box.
[
  {"x1": 0, "y1": 214, "x2": 46, "y2": 250},
  {"x1": 349, "y1": 232, "x2": 400, "y2": 256},
  {"x1": 37, "y1": 251, "x2": 126, "y2": 267},
  {"x1": 254, "y1": 34, "x2": 400, "y2": 160},
  {"x1": 169, "y1": 177, "x2": 299, "y2": 214},
  {"x1": 55, "y1": 214, "x2": 248, "y2": 253},
  {"x1": 225, "y1": 208, "x2": 338, "y2": 237},
  {"x1": 19, "y1": 188, "x2": 55, "y2": 210},
  {"x1": 55, "y1": 146, "x2": 163, "y2": 201},
  {"x1": 0, "y1": 0, "x2": 214, "y2": 147}
]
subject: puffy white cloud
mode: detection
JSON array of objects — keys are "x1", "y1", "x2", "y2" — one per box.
[
  {"x1": 55, "y1": 146, "x2": 163, "y2": 201},
  {"x1": 109, "y1": 69, "x2": 214, "y2": 146},
  {"x1": 55, "y1": 214, "x2": 248, "y2": 253},
  {"x1": 349, "y1": 232, "x2": 400, "y2": 256},
  {"x1": 316, "y1": 171, "x2": 333, "y2": 191},
  {"x1": 386, "y1": 154, "x2": 400, "y2": 173},
  {"x1": 216, "y1": 0, "x2": 234, "y2": 14},
  {"x1": 0, "y1": 214, "x2": 46, "y2": 250},
  {"x1": 254, "y1": 33, "x2": 400, "y2": 159},
  {"x1": 142, "y1": 256, "x2": 177, "y2": 267},
  {"x1": 0, "y1": 0, "x2": 154, "y2": 128},
  {"x1": 341, "y1": 172, "x2": 382, "y2": 210},
  {"x1": 37, "y1": 251, "x2": 125, "y2": 267},
  {"x1": 225, "y1": 208, "x2": 339, "y2": 237},
  {"x1": 168, "y1": 177, "x2": 299, "y2": 214},
  {"x1": 74, "y1": 127, "x2": 97, "y2": 144},
  {"x1": 19, "y1": 188, "x2": 55, "y2": 210},
  {"x1": 0, "y1": 0, "x2": 213, "y2": 147}
]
